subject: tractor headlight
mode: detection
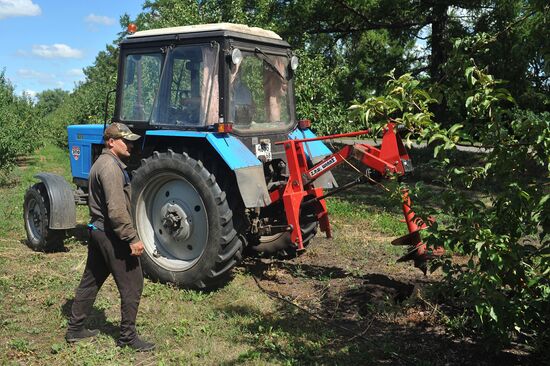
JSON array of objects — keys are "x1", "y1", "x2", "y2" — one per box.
[
  {"x1": 231, "y1": 48, "x2": 243, "y2": 66},
  {"x1": 290, "y1": 55, "x2": 299, "y2": 71}
]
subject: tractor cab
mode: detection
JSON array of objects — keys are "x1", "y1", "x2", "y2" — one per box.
[{"x1": 115, "y1": 23, "x2": 298, "y2": 136}]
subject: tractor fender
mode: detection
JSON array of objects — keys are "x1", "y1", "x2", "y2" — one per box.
[
  {"x1": 34, "y1": 173, "x2": 76, "y2": 229},
  {"x1": 144, "y1": 130, "x2": 271, "y2": 208}
]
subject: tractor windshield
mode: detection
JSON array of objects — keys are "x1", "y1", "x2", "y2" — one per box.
[
  {"x1": 229, "y1": 52, "x2": 293, "y2": 131},
  {"x1": 120, "y1": 44, "x2": 219, "y2": 126}
]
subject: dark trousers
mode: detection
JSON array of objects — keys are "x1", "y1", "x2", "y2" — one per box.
[{"x1": 68, "y1": 230, "x2": 143, "y2": 344}]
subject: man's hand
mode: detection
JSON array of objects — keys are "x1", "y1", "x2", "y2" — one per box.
[{"x1": 129, "y1": 241, "x2": 145, "y2": 256}]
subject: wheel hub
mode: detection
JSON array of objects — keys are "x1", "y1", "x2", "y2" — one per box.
[
  {"x1": 135, "y1": 171, "x2": 209, "y2": 271},
  {"x1": 160, "y1": 202, "x2": 191, "y2": 241},
  {"x1": 29, "y1": 200, "x2": 42, "y2": 235}
]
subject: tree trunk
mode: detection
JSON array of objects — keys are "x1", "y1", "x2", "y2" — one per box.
[{"x1": 430, "y1": 3, "x2": 450, "y2": 125}]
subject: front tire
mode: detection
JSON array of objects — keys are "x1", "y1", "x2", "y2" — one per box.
[
  {"x1": 23, "y1": 183, "x2": 65, "y2": 251},
  {"x1": 131, "y1": 150, "x2": 242, "y2": 290}
]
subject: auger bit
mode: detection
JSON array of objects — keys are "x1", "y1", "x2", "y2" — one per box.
[{"x1": 391, "y1": 189, "x2": 445, "y2": 274}]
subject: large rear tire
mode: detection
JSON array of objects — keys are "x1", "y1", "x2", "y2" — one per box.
[
  {"x1": 23, "y1": 183, "x2": 65, "y2": 251},
  {"x1": 131, "y1": 150, "x2": 242, "y2": 290}
]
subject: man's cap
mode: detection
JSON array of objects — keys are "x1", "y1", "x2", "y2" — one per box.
[{"x1": 104, "y1": 123, "x2": 141, "y2": 141}]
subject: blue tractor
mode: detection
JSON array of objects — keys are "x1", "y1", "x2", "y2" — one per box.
[
  {"x1": 23, "y1": 24, "x2": 339, "y2": 289},
  {"x1": 24, "y1": 23, "x2": 435, "y2": 289}
]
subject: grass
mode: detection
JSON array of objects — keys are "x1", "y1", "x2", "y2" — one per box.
[{"x1": 0, "y1": 142, "x2": 451, "y2": 365}]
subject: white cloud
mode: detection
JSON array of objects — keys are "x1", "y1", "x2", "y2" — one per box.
[
  {"x1": 67, "y1": 68, "x2": 84, "y2": 77},
  {"x1": 0, "y1": 0, "x2": 41, "y2": 20},
  {"x1": 85, "y1": 13, "x2": 115, "y2": 26},
  {"x1": 31, "y1": 44, "x2": 83, "y2": 59},
  {"x1": 17, "y1": 68, "x2": 55, "y2": 80},
  {"x1": 21, "y1": 89, "x2": 36, "y2": 98}
]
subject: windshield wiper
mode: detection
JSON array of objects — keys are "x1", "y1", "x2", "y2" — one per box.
[{"x1": 254, "y1": 47, "x2": 286, "y2": 81}]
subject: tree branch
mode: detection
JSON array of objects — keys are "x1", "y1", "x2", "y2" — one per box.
[{"x1": 330, "y1": 0, "x2": 430, "y2": 31}]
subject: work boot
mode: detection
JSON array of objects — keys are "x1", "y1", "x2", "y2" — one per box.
[
  {"x1": 65, "y1": 328, "x2": 100, "y2": 343},
  {"x1": 117, "y1": 337, "x2": 155, "y2": 352}
]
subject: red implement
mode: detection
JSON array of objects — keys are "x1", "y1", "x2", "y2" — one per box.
[
  {"x1": 273, "y1": 122, "x2": 443, "y2": 271},
  {"x1": 392, "y1": 190, "x2": 445, "y2": 273}
]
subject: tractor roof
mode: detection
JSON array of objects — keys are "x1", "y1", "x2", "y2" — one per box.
[{"x1": 128, "y1": 23, "x2": 282, "y2": 40}]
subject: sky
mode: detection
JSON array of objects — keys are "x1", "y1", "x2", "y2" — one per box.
[{"x1": 0, "y1": 0, "x2": 145, "y2": 97}]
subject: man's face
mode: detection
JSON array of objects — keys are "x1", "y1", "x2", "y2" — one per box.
[{"x1": 108, "y1": 137, "x2": 133, "y2": 159}]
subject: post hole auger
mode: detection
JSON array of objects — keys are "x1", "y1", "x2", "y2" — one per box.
[
  {"x1": 392, "y1": 189, "x2": 445, "y2": 273},
  {"x1": 273, "y1": 122, "x2": 444, "y2": 273}
]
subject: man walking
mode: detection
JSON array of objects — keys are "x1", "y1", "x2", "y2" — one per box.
[{"x1": 65, "y1": 123, "x2": 154, "y2": 352}]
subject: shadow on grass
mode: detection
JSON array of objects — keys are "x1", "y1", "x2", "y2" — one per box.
[
  {"x1": 235, "y1": 258, "x2": 530, "y2": 365},
  {"x1": 247, "y1": 259, "x2": 414, "y2": 300},
  {"x1": 20, "y1": 223, "x2": 89, "y2": 254},
  {"x1": 61, "y1": 299, "x2": 119, "y2": 341},
  {"x1": 20, "y1": 239, "x2": 68, "y2": 254},
  {"x1": 217, "y1": 301, "x2": 529, "y2": 366}
]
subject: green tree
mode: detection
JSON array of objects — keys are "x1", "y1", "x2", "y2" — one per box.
[
  {"x1": 35, "y1": 89, "x2": 69, "y2": 117},
  {"x1": 0, "y1": 71, "x2": 42, "y2": 181},
  {"x1": 45, "y1": 44, "x2": 119, "y2": 147},
  {"x1": 50, "y1": 0, "x2": 549, "y2": 141},
  {"x1": 353, "y1": 65, "x2": 549, "y2": 353}
]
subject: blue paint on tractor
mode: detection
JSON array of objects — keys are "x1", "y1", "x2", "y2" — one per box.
[
  {"x1": 145, "y1": 130, "x2": 262, "y2": 170},
  {"x1": 68, "y1": 124, "x2": 104, "y2": 179},
  {"x1": 67, "y1": 124, "x2": 332, "y2": 181},
  {"x1": 288, "y1": 128, "x2": 332, "y2": 159}
]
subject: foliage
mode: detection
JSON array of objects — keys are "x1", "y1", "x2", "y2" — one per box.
[
  {"x1": 349, "y1": 70, "x2": 436, "y2": 139},
  {"x1": 37, "y1": 1, "x2": 549, "y2": 145},
  {"x1": 35, "y1": 89, "x2": 70, "y2": 117},
  {"x1": 354, "y1": 65, "x2": 550, "y2": 352},
  {"x1": 0, "y1": 71, "x2": 42, "y2": 180},
  {"x1": 294, "y1": 49, "x2": 349, "y2": 135},
  {"x1": 45, "y1": 45, "x2": 119, "y2": 148}
]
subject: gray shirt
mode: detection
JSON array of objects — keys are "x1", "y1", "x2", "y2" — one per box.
[{"x1": 88, "y1": 148, "x2": 139, "y2": 244}]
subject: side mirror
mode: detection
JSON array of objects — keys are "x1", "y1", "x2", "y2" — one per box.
[{"x1": 103, "y1": 89, "x2": 117, "y2": 131}]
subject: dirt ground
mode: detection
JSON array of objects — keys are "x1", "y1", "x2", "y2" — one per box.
[{"x1": 242, "y1": 234, "x2": 533, "y2": 366}]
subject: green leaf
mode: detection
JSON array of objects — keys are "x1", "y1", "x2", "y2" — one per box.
[
  {"x1": 428, "y1": 133, "x2": 447, "y2": 144},
  {"x1": 540, "y1": 194, "x2": 550, "y2": 206},
  {"x1": 527, "y1": 277, "x2": 539, "y2": 288},
  {"x1": 433, "y1": 144, "x2": 443, "y2": 157},
  {"x1": 489, "y1": 307, "x2": 498, "y2": 322},
  {"x1": 448, "y1": 124, "x2": 463, "y2": 135},
  {"x1": 365, "y1": 108, "x2": 371, "y2": 125},
  {"x1": 466, "y1": 67, "x2": 477, "y2": 87}
]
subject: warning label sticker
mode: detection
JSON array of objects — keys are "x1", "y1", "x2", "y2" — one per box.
[{"x1": 72, "y1": 146, "x2": 81, "y2": 161}]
